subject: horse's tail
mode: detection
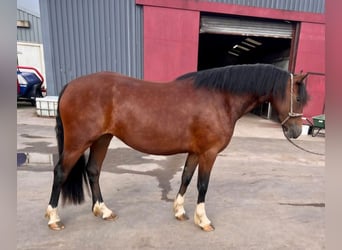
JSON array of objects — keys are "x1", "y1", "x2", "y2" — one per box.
[{"x1": 55, "y1": 85, "x2": 89, "y2": 205}]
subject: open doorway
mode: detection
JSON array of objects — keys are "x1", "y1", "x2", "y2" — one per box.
[
  {"x1": 197, "y1": 14, "x2": 297, "y2": 119},
  {"x1": 198, "y1": 34, "x2": 292, "y2": 70}
]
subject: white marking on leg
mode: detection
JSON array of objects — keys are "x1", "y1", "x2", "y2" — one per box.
[
  {"x1": 173, "y1": 194, "x2": 186, "y2": 218},
  {"x1": 194, "y1": 203, "x2": 211, "y2": 227},
  {"x1": 93, "y1": 201, "x2": 113, "y2": 219},
  {"x1": 46, "y1": 205, "x2": 61, "y2": 225}
]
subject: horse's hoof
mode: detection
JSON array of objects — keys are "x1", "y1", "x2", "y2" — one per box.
[
  {"x1": 201, "y1": 224, "x2": 215, "y2": 232},
  {"x1": 93, "y1": 209, "x2": 101, "y2": 218},
  {"x1": 48, "y1": 221, "x2": 65, "y2": 231},
  {"x1": 175, "y1": 213, "x2": 189, "y2": 221},
  {"x1": 104, "y1": 213, "x2": 118, "y2": 221}
]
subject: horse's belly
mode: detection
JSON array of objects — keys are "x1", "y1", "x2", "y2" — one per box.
[{"x1": 115, "y1": 129, "x2": 190, "y2": 155}]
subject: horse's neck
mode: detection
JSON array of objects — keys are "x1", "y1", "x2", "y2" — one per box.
[{"x1": 224, "y1": 93, "x2": 270, "y2": 120}]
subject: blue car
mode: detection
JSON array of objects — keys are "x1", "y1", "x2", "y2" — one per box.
[{"x1": 17, "y1": 66, "x2": 45, "y2": 105}]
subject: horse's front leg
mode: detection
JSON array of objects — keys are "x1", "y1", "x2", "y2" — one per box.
[
  {"x1": 193, "y1": 152, "x2": 217, "y2": 232},
  {"x1": 174, "y1": 153, "x2": 198, "y2": 221}
]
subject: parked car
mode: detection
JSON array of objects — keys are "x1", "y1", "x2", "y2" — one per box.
[{"x1": 17, "y1": 66, "x2": 46, "y2": 105}]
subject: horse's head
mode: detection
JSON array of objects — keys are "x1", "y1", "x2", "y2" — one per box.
[{"x1": 272, "y1": 72, "x2": 309, "y2": 139}]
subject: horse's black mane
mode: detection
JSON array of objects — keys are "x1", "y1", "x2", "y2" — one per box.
[{"x1": 177, "y1": 64, "x2": 291, "y2": 99}]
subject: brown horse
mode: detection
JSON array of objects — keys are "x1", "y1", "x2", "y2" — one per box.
[{"x1": 45, "y1": 64, "x2": 308, "y2": 231}]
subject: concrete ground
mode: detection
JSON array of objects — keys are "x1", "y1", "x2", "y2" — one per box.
[{"x1": 17, "y1": 103, "x2": 325, "y2": 250}]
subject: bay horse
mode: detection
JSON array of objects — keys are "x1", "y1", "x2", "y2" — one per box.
[{"x1": 45, "y1": 64, "x2": 308, "y2": 232}]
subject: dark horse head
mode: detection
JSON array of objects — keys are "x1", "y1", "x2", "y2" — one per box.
[{"x1": 271, "y1": 72, "x2": 309, "y2": 138}]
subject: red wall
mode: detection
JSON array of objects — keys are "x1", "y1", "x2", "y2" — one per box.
[
  {"x1": 143, "y1": 6, "x2": 199, "y2": 81},
  {"x1": 295, "y1": 22, "x2": 325, "y2": 117},
  {"x1": 304, "y1": 74, "x2": 325, "y2": 118},
  {"x1": 295, "y1": 22, "x2": 325, "y2": 74}
]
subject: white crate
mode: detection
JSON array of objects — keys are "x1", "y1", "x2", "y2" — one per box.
[{"x1": 35, "y1": 96, "x2": 58, "y2": 117}]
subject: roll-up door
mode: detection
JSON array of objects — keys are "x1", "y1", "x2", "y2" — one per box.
[{"x1": 200, "y1": 15, "x2": 294, "y2": 39}]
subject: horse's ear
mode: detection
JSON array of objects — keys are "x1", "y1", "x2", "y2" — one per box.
[{"x1": 297, "y1": 72, "x2": 309, "y2": 83}]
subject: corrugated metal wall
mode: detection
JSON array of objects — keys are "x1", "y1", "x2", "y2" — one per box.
[
  {"x1": 40, "y1": 0, "x2": 143, "y2": 95},
  {"x1": 206, "y1": 0, "x2": 324, "y2": 13},
  {"x1": 17, "y1": 8, "x2": 42, "y2": 43}
]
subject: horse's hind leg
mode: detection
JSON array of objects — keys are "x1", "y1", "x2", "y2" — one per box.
[
  {"x1": 174, "y1": 153, "x2": 198, "y2": 221},
  {"x1": 46, "y1": 150, "x2": 86, "y2": 230},
  {"x1": 45, "y1": 160, "x2": 66, "y2": 230},
  {"x1": 86, "y1": 134, "x2": 117, "y2": 221}
]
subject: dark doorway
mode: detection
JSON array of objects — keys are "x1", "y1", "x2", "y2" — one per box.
[
  {"x1": 198, "y1": 34, "x2": 292, "y2": 71},
  {"x1": 198, "y1": 33, "x2": 292, "y2": 119}
]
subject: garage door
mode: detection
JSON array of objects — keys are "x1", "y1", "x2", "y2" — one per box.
[{"x1": 200, "y1": 15, "x2": 294, "y2": 39}]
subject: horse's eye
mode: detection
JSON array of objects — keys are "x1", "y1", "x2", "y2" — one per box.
[{"x1": 296, "y1": 96, "x2": 301, "y2": 102}]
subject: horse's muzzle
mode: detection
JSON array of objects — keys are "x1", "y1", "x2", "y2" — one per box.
[{"x1": 282, "y1": 124, "x2": 302, "y2": 139}]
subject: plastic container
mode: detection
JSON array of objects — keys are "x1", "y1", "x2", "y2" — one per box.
[{"x1": 35, "y1": 96, "x2": 58, "y2": 117}]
